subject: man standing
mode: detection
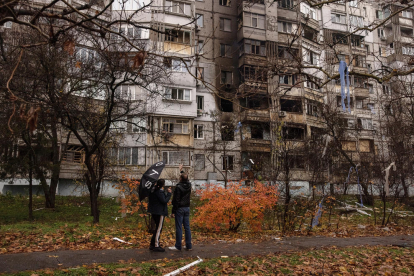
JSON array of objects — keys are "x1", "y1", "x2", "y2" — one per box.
[
  {"x1": 169, "y1": 164, "x2": 192, "y2": 251},
  {"x1": 148, "y1": 179, "x2": 172, "y2": 252}
]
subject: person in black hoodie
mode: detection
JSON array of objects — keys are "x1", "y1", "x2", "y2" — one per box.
[
  {"x1": 168, "y1": 164, "x2": 192, "y2": 251},
  {"x1": 148, "y1": 179, "x2": 171, "y2": 252}
]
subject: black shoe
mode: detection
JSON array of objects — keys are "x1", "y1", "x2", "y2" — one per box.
[
  {"x1": 149, "y1": 246, "x2": 155, "y2": 251},
  {"x1": 152, "y1": 247, "x2": 165, "y2": 252}
]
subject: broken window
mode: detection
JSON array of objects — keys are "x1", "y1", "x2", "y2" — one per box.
[
  {"x1": 283, "y1": 127, "x2": 305, "y2": 140},
  {"x1": 62, "y1": 145, "x2": 84, "y2": 163},
  {"x1": 162, "y1": 151, "x2": 190, "y2": 165},
  {"x1": 353, "y1": 55, "x2": 366, "y2": 67},
  {"x1": 196, "y1": 67, "x2": 204, "y2": 81},
  {"x1": 221, "y1": 124, "x2": 234, "y2": 141},
  {"x1": 277, "y1": 47, "x2": 299, "y2": 60},
  {"x1": 220, "y1": 70, "x2": 233, "y2": 84},
  {"x1": 222, "y1": 155, "x2": 234, "y2": 170},
  {"x1": 278, "y1": 0, "x2": 294, "y2": 9},
  {"x1": 240, "y1": 65, "x2": 267, "y2": 83},
  {"x1": 280, "y1": 99, "x2": 302, "y2": 113},
  {"x1": 351, "y1": 35, "x2": 364, "y2": 47},
  {"x1": 306, "y1": 101, "x2": 319, "y2": 117},
  {"x1": 241, "y1": 96, "x2": 269, "y2": 109},
  {"x1": 165, "y1": 29, "x2": 191, "y2": 44},
  {"x1": 302, "y1": 25, "x2": 318, "y2": 42},
  {"x1": 357, "y1": 118, "x2": 373, "y2": 130},
  {"x1": 332, "y1": 32, "x2": 348, "y2": 44},
  {"x1": 279, "y1": 75, "x2": 297, "y2": 85},
  {"x1": 196, "y1": 40, "x2": 204, "y2": 54},
  {"x1": 194, "y1": 154, "x2": 205, "y2": 170},
  {"x1": 304, "y1": 77, "x2": 321, "y2": 90},
  {"x1": 288, "y1": 155, "x2": 305, "y2": 169},
  {"x1": 221, "y1": 98, "x2": 233, "y2": 112},
  {"x1": 219, "y1": 0, "x2": 230, "y2": 6},
  {"x1": 250, "y1": 124, "x2": 268, "y2": 139}
]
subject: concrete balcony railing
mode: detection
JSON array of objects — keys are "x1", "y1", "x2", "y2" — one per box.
[
  {"x1": 238, "y1": 82, "x2": 268, "y2": 95},
  {"x1": 241, "y1": 109, "x2": 270, "y2": 122},
  {"x1": 354, "y1": 87, "x2": 370, "y2": 98},
  {"x1": 241, "y1": 138, "x2": 271, "y2": 152}
]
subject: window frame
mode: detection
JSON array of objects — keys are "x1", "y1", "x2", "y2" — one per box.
[
  {"x1": 162, "y1": 151, "x2": 190, "y2": 165},
  {"x1": 164, "y1": 87, "x2": 191, "y2": 101},
  {"x1": 222, "y1": 155, "x2": 234, "y2": 170},
  {"x1": 244, "y1": 12, "x2": 265, "y2": 29},
  {"x1": 162, "y1": 118, "x2": 190, "y2": 134},
  {"x1": 196, "y1": 95, "x2": 204, "y2": 110},
  {"x1": 194, "y1": 124, "x2": 204, "y2": 139},
  {"x1": 194, "y1": 154, "x2": 205, "y2": 170},
  {"x1": 196, "y1": 13, "x2": 204, "y2": 28},
  {"x1": 220, "y1": 43, "x2": 232, "y2": 57},
  {"x1": 219, "y1": 18, "x2": 232, "y2": 32},
  {"x1": 220, "y1": 70, "x2": 233, "y2": 84}
]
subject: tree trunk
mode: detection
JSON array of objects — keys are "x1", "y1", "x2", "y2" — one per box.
[{"x1": 29, "y1": 156, "x2": 33, "y2": 221}]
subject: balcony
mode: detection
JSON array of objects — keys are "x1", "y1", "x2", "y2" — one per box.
[
  {"x1": 238, "y1": 82, "x2": 268, "y2": 95},
  {"x1": 354, "y1": 87, "x2": 369, "y2": 98},
  {"x1": 164, "y1": 42, "x2": 193, "y2": 55},
  {"x1": 241, "y1": 139, "x2": 271, "y2": 152},
  {"x1": 241, "y1": 109, "x2": 270, "y2": 122},
  {"x1": 238, "y1": 54, "x2": 267, "y2": 67}
]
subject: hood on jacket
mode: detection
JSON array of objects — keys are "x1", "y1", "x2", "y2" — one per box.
[{"x1": 177, "y1": 181, "x2": 191, "y2": 191}]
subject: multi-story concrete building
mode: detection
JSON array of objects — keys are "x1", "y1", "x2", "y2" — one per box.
[{"x1": 1, "y1": 0, "x2": 413, "y2": 196}]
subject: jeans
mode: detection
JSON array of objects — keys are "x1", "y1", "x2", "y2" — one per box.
[{"x1": 174, "y1": 207, "x2": 192, "y2": 250}]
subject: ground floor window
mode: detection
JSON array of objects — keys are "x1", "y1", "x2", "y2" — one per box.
[
  {"x1": 110, "y1": 147, "x2": 145, "y2": 165},
  {"x1": 162, "y1": 151, "x2": 190, "y2": 166}
]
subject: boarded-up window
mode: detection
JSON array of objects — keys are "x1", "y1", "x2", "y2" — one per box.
[
  {"x1": 62, "y1": 145, "x2": 84, "y2": 163},
  {"x1": 359, "y1": 140, "x2": 372, "y2": 153},
  {"x1": 342, "y1": 141, "x2": 357, "y2": 151}
]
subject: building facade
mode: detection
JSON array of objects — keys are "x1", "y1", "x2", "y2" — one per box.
[{"x1": 1, "y1": 0, "x2": 413, "y2": 196}]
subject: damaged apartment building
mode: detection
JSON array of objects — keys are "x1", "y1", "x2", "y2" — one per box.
[{"x1": 1, "y1": 0, "x2": 413, "y2": 195}]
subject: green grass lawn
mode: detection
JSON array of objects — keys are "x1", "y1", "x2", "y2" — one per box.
[{"x1": 1, "y1": 194, "x2": 413, "y2": 255}]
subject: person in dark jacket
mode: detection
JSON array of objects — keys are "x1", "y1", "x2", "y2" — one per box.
[
  {"x1": 148, "y1": 179, "x2": 171, "y2": 252},
  {"x1": 169, "y1": 164, "x2": 192, "y2": 251}
]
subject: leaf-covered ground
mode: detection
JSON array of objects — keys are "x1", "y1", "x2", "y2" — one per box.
[
  {"x1": 1, "y1": 245, "x2": 413, "y2": 275},
  {"x1": 1, "y1": 195, "x2": 414, "y2": 254}
]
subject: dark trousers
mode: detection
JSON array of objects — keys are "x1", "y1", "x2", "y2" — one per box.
[
  {"x1": 175, "y1": 207, "x2": 192, "y2": 250},
  {"x1": 150, "y1": 214, "x2": 164, "y2": 248}
]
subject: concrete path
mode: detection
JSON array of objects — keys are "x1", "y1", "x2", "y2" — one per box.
[{"x1": 0, "y1": 235, "x2": 413, "y2": 273}]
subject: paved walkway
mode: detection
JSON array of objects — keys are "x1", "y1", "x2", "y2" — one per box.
[{"x1": 0, "y1": 235, "x2": 413, "y2": 273}]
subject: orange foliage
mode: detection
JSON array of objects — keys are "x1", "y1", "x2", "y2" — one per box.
[
  {"x1": 115, "y1": 177, "x2": 146, "y2": 215},
  {"x1": 193, "y1": 180, "x2": 279, "y2": 232}
]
